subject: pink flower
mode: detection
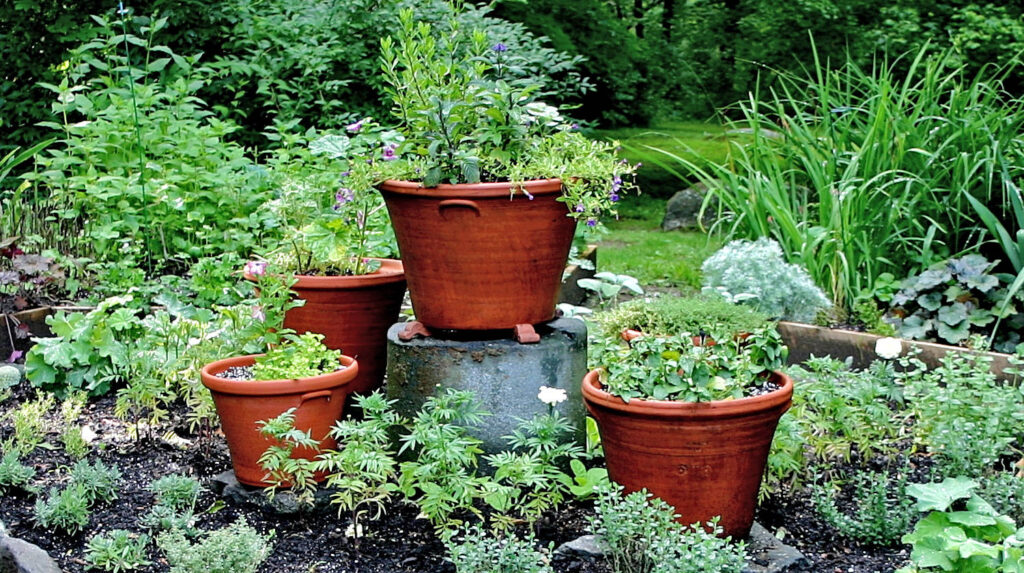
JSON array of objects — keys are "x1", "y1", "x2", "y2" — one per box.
[
  {"x1": 244, "y1": 260, "x2": 267, "y2": 277},
  {"x1": 251, "y1": 306, "x2": 266, "y2": 322}
]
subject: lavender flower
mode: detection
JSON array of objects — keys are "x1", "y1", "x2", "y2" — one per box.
[
  {"x1": 244, "y1": 260, "x2": 267, "y2": 277},
  {"x1": 334, "y1": 188, "x2": 355, "y2": 210},
  {"x1": 381, "y1": 143, "x2": 398, "y2": 161},
  {"x1": 575, "y1": 203, "x2": 585, "y2": 213},
  {"x1": 612, "y1": 175, "x2": 622, "y2": 192},
  {"x1": 610, "y1": 193, "x2": 620, "y2": 202},
  {"x1": 491, "y1": 42, "x2": 508, "y2": 53},
  {"x1": 346, "y1": 119, "x2": 365, "y2": 133},
  {"x1": 586, "y1": 218, "x2": 597, "y2": 227}
]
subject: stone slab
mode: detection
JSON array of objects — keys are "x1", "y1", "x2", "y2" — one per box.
[
  {"x1": 210, "y1": 470, "x2": 334, "y2": 515},
  {"x1": 385, "y1": 317, "x2": 589, "y2": 455}
]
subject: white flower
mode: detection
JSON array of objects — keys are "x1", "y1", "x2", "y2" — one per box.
[
  {"x1": 875, "y1": 337, "x2": 902, "y2": 360},
  {"x1": 537, "y1": 386, "x2": 568, "y2": 406}
]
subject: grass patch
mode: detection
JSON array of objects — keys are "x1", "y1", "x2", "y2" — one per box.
[
  {"x1": 592, "y1": 120, "x2": 737, "y2": 198},
  {"x1": 598, "y1": 195, "x2": 721, "y2": 290}
]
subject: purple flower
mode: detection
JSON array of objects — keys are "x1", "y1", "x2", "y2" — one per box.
[
  {"x1": 612, "y1": 175, "x2": 622, "y2": 192},
  {"x1": 346, "y1": 119, "x2": 365, "y2": 133},
  {"x1": 244, "y1": 260, "x2": 267, "y2": 277},
  {"x1": 334, "y1": 188, "x2": 355, "y2": 209},
  {"x1": 610, "y1": 193, "x2": 620, "y2": 202},
  {"x1": 586, "y1": 218, "x2": 597, "y2": 227},
  {"x1": 575, "y1": 203, "x2": 585, "y2": 213},
  {"x1": 570, "y1": 123, "x2": 580, "y2": 130},
  {"x1": 340, "y1": 171, "x2": 351, "y2": 178},
  {"x1": 251, "y1": 306, "x2": 266, "y2": 322},
  {"x1": 491, "y1": 42, "x2": 508, "y2": 53},
  {"x1": 7, "y1": 350, "x2": 23, "y2": 362},
  {"x1": 381, "y1": 143, "x2": 398, "y2": 161}
]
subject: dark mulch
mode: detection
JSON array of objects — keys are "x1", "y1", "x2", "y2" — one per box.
[{"x1": 1, "y1": 380, "x2": 912, "y2": 573}]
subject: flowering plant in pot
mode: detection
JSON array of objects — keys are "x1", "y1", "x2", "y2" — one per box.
[
  {"x1": 200, "y1": 331, "x2": 359, "y2": 487},
  {"x1": 342, "y1": 5, "x2": 639, "y2": 334},
  {"x1": 581, "y1": 325, "x2": 791, "y2": 538},
  {"x1": 247, "y1": 121, "x2": 407, "y2": 395}
]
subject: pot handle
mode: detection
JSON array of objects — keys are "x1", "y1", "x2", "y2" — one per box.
[
  {"x1": 438, "y1": 199, "x2": 481, "y2": 218},
  {"x1": 298, "y1": 390, "x2": 333, "y2": 404}
]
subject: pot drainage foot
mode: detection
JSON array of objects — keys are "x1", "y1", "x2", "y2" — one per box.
[
  {"x1": 513, "y1": 323, "x2": 541, "y2": 344},
  {"x1": 398, "y1": 321, "x2": 432, "y2": 341}
]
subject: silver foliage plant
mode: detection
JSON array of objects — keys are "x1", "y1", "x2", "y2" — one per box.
[{"x1": 702, "y1": 238, "x2": 831, "y2": 323}]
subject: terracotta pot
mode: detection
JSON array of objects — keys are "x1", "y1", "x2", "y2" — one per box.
[
  {"x1": 250, "y1": 259, "x2": 405, "y2": 396},
  {"x1": 581, "y1": 369, "x2": 793, "y2": 538},
  {"x1": 200, "y1": 354, "x2": 358, "y2": 487},
  {"x1": 377, "y1": 179, "x2": 576, "y2": 331}
]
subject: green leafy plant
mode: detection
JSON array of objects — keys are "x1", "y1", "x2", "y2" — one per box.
[
  {"x1": 70, "y1": 459, "x2": 122, "y2": 506},
  {"x1": 596, "y1": 326, "x2": 788, "y2": 403},
  {"x1": 157, "y1": 518, "x2": 274, "y2": 573},
  {"x1": 897, "y1": 477, "x2": 1024, "y2": 572},
  {"x1": 251, "y1": 332, "x2": 342, "y2": 381},
  {"x1": 594, "y1": 294, "x2": 770, "y2": 341},
  {"x1": 85, "y1": 529, "x2": 151, "y2": 572},
  {"x1": 314, "y1": 392, "x2": 403, "y2": 540},
  {"x1": 139, "y1": 504, "x2": 197, "y2": 536},
  {"x1": 591, "y1": 486, "x2": 747, "y2": 573},
  {"x1": 567, "y1": 459, "x2": 609, "y2": 500},
  {"x1": 813, "y1": 470, "x2": 914, "y2": 545},
  {"x1": 33, "y1": 483, "x2": 91, "y2": 534},
  {"x1": 256, "y1": 408, "x2": 320, "y2": 507},
  {"x1": 981, "y1": 471, "x2": 1024, "y2": 527},
  {"x1": 701, "y1": 238, "x2": 831, "y2": 323},
  {"x1": 149, "y1": 475, "x2": 202, "y2": 512},
  {"x1": 577, "y1": 272, "x2": 643, "y2": 308},
  {"x1": 887, "y1": 254, "x2": 1023, "y2": 349},
  {"x1": 60, "y1": 390, "x2": 90, "y2": 459},
  {"x1": 2, "y1": 391, "x2": 53, "y2": 454},
  {"x1": 445, "y1": 526, "x2": 553, "y2": 573},
  {"x1": 0, "y1": 451, "x2": 36, "y2": 495}
]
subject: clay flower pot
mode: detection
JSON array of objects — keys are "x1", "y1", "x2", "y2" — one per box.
[
  {"x1": 377, "y1": 179, "x2": 576, "y2": 331},
  {"x1": 247, "y1": 258, "x2": 405, "y2": 396},
  {"x1": 581, "y1": 369, "x2": 793, "y2": 538},
  {"x1": 200, "y1": 354, "x2": 358, "y2": 487}
]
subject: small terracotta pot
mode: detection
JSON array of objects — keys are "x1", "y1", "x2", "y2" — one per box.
[
  {"x1": 378, "y1": 179, "x2": 576, "y2": 331},
  {"x1": 260, "y1": 259, "x2": 405, "y2": 396},
  {"x1": 582, "y1": 369, "x2": 793, "y2": 538},
  {"x1": 200, "y1": 354, "x2": 358, "y2": 487}
]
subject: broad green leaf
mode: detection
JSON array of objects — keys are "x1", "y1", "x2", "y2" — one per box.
[
  {"x1": 937, "y1": 321, "x2": 972, "y2": 344},
  {"x1": 309, "y1": 134, "x2": 352, "y2": 158},
  {"x1": 907, "y1": 478, "x2": 978, "y2": 512},
  {"x1": 938, "y1": 302, "x2": 969, "y2": 326}
]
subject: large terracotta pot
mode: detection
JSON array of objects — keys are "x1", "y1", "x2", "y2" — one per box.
[
  {"x1": 200, "y1": 354, "x2": 358, "y2": 487},
  {"x1": 377, "y1": 179, "x2": 576, "y2": 331},
  {"x1": 582, "y1": 369, "x2": 793, "y2": 538},
  {"x1": 271, "y1": 259, "x2": 405, "y2": 396}
]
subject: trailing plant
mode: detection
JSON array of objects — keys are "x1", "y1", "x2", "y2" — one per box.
[
  {"x1": 0, "y1": 451, "x2": 36, "y2": 495},
  {"x1": 85, "y1": 529, "x2": 151, "y2": 572},
  {"x1": 314, "y1": 392, "x2": 403, "y2": 540},
  {"x1": 897, "y1": 477, "x2": 1024, "y2": 573},
  {"x1": 701, "y1": 238, "x2": 831, "y2": 323},
  {"x1": 25, "y1": 295, "x2": 146, "y2": 397},
  {"x1": 813, "y1": 470, "x2": 915, "y2": 545},
  {"x1": 2, "y1": 392, "x2": 54, "y2": 455},
  {"x1": 594, "y1": 294, "x2": 771, "y2": 341},
  {"x1": 591, "y1": 486, "x2": 747, "y2": 573},
  {"x1": 595, "y1": 326, "x2": 788, "y2": 403},
  {"x1": 251, "y1": 332, "x2": 342, "y2": 381},
  {"x1": 157, "y1": 518, "x2": 274, "y2": 573},
  {"x1": 445, "y1": 526, "x2": 553, "y2": 573},
  {"x1": 33, "y1": 483, "x2": 91, "y2": 534},
  {"x1": 898, "y1": 351, "x2": 1024, "y2": 479},
  {"x1": 256, "y1": 408, "x2": 320, "y2": 507}
]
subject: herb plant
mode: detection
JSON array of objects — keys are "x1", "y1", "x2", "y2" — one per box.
[
  {"x1": 70, "y1": 459, "x2": 122, "y2": 506},
  {"x1": 251, "y1": 332, "x2": 342, "y2": 381},
  {"x1": 591, "y1": 486, "x2": 747, "y2": 573},
  {"x1": 0, "y1": 451, "x2": 36, "y2": 495},
  {"x1": 60, "y1": 391, "x2": 90, "y2": 459},
  {"x1": 34, "y1": 484, "x2": 91, "y2": 534},
  {"x1": 157, "y1": 518, "x2": 274, "y2": 573},
  {"x1": 445, "y1": 527, "x2": 553, "y2": 573},
  {"x1": 149, "y1": 475, "x2": 202, "y2": 512},
  {"x1": 594, "y1": 294, "x2": 771, "y2": 340},
  {"x1": 597, "y1": 327, "x2": 788, "y2": 403},
  {"x1": 813, "y1": 470, "x2": 914, "y2": 545},
  {"x1": 701, "y1": 238, "x2": 831, "y2": 323},
  {"x1": 3, "y1": 392, "x2": 53, "y2": 455},
  {"x1": 85, "y1": 529, "x2": 151, "y2": 572}
]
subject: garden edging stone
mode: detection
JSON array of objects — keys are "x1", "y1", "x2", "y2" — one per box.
[{"x1": 0, "y1": 527, "x2": 63, "y2": 573}]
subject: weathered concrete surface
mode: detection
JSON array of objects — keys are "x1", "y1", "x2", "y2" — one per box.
[{"x1": 386, "y1": 317, "x2": 589, "y2": 455}]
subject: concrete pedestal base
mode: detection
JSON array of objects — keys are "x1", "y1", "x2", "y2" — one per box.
[{"x1": 386, "y1": 318, "x2": 588, "y2": 455}]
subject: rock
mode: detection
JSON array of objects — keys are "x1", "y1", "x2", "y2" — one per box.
[
  {"x1": 210, "y1": 471, "x2": 334, "y2": 516},
  {"x1": 555, "y1": 534, "x2": 605, "y2": 558},
  {"x1": 742, "y1": 522, "x2": 807, "y2": 573},
  {"x1": 0, "y1": 535, "x2": 63, "y2": 573},
  {"x1": 661, "y1": 183, "x2": 718, "y2": 231}
]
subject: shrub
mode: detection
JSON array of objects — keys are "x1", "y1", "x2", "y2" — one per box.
[
  {"x1": 701, "y1": 238, "x2": 831, "y2": 323},
  {"x1": 157, "y1": 518, "x2": 274, "y2": 573},
  {"x1": 591, "y1": 487, "x2": 746, "y2": 573},
  {"x1": 85, "y1": 529, "x2": 151, "y2": 572}
]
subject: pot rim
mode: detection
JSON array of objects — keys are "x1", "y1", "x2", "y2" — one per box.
[
  {"x1": 378, "y1": 178, "x2": 563, "y2": 198},
  {"x1": 200, "y1": 354, "x2": 358, "y2": 397},
  {"x1": 244, "y1": 258, "x2": 405, "y2": 289},
  {"x1": 582, "y1": 368, "x2": 793, "y2": 419}
]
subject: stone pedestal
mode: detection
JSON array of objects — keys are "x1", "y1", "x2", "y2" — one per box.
[{"x1": 385, "y1": 318, "x2": 588, "y2": 454}]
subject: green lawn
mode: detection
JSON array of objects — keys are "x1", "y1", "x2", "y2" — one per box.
[{"x1": 596, "y1": 195, "x2": 723, "y2": 291}]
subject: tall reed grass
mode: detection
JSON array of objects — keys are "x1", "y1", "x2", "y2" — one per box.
[{"x1": 655, "y1": 45, "x2": 1024, "y2": 311}]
